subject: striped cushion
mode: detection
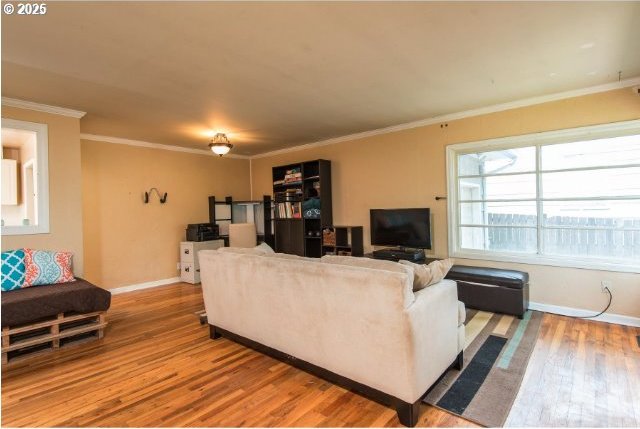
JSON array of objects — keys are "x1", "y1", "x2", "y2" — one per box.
[
  {"x1": 1, "y1": 249, "x2": 26, "y2": 291},
  {"x1": 23, "y1": 249, "x2": 75, "y2": 287}
]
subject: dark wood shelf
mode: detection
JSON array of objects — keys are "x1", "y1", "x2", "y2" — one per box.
[
  {"x1": 273, "y1": 182, "x2": 303, "y2": 188},
  {"x1": 273, "y1": 160, "x2": 332, "y2": 257},
  {"x1": 321, "y1": 226, "x2": 363, "y2": 256},
  {"x1": 208, "y1": 195, "x2": 274, "y2": 249}
]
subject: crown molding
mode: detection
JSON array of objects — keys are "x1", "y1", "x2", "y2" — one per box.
[
  {"x1": 2, "y1": 97, "x2": 86, "y2": 118},
  {"x1": 9, "y1": 76, "x2": 640, "y2": 159},
  {"x1": 251, "y1": 76, "x2": 640, "y2": 159},
  {"x1": 80, "y1": 133, "x2": 250, "y2": 159}
]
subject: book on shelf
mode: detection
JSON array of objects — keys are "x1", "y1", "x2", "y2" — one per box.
[
  {"x1": 274, "y1": 175, "x2": 303, "y2": 186},
  {"x1": 276, "y1": 201, "x2": 302, "y2": 219},
  {"x1": 280, "y1": 168, "x2": 302, "y2": 185},
  {"x1": 292, "y1": 203, "x2": 301, "y2": 218}
]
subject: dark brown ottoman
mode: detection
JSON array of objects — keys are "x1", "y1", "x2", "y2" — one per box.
[{"x1": 445, "y1": 265, "x2": 529, "y2": 318}]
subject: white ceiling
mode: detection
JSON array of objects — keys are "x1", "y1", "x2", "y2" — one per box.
[{"x1": 2, "y1": 2, "x2": 639, "y2": 155}]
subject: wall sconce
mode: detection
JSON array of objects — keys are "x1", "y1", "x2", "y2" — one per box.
[{"x1": 144, "y1": 188, "x2": 168, "y2": 204}]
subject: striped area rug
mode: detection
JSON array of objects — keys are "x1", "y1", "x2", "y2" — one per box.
[{"x1": 424, "y1": 309, "x2": 543, "y2": 427}]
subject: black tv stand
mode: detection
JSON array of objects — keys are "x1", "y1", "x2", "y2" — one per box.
[{"x1": 372, "y1": 247, "x2": 425, "y2": 262}]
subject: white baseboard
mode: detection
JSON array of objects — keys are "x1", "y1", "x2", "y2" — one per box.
[
  {"x1": 109, "y1": 277, "x2": 181, "y2": 295},
  {"x1": 529, "y1": 301, "x2": 640, "y2": 328}
]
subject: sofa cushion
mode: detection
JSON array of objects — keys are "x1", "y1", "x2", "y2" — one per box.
[
  {"x1": 321, "y1": 255, "x2": 414, "y2": 277},
  {"x1": 398, "y1": 260, "x2": 432, "y2": 291},
  {"x1": 269, "y1": 253, "x2": 318, "y2": 262},
  {"x1": 1, "y1": 278, "x2": 111, "y2": 327},
  {"x1": 23, "y1": 249, "x2": 75, "y2": 287},
  {"x1": 1, "y1": 249, "x2": 26, "y2": 292},
  {"x1": 254, "y1": 242, "x2": 276, "y2": 254},
  {"x1": 399, "y1": 258, "x2": 454, "y2": 291},
  {"x1": 428, "y1": 258, "x2": 454, "y2": 282},
  {"x1": 218, "y1": 247, "x2": 269, "y2": 256},
  {"x1": 458, "y1": 301, "x2": 466, "y2": 327}
]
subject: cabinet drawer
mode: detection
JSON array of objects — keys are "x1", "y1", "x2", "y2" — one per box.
[
  {"x1": 180, "y1": 243, "x2": 194, "y2": 263},
  {"x1": 180, "y1": 262, "x2": 200, "y2": 284}
]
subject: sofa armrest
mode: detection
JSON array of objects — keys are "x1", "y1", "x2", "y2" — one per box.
[{"x1": 405, "y1": 279, "x2": 460, "y2": 401}]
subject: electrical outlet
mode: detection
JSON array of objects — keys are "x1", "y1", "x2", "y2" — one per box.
[
  {"x1": 176, "y1": 262, "x2": 181, "y2": 271},
  {"x1": 601, "y1": 280, "x2": 612, "y2": 293}
]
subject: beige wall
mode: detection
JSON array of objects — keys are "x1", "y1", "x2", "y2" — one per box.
[
  {"x1": 82, "y1": 140, "x2": 250, "y2": 289},
  {"x1": 1, "y1": 107, "x2": 84, "y2": 275},
  {"x1": 251, "y1": 88, "x2": 640, "y2": 318}
]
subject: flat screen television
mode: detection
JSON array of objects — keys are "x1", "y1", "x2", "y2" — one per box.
[{"x1": 370, "y1": 208, "x2": 431, "y2": 249}]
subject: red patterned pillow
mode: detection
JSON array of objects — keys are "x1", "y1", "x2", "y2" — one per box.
[{"x1": 23, "y1": 249, "x2": 75, "y2": 287}]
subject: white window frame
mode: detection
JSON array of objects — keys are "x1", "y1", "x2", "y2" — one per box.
[
  {"x1": 1, "y1": 118, "x2": 50, "y2": 235},
  {"x1": 447, "y1": 119, "x2": 640, "y2": 274}
]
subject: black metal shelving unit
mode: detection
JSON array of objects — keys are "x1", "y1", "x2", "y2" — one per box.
[{"x1": 208, "y1": 195, "x2": 274, "y2": 248}]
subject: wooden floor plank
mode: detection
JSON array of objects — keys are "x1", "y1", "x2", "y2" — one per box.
[
  {"x1": 2, "y1": 282, "x2": 638, "y2": 427},
  {"x1": 506, "y1": 314, "x2": 640, "y2": 428}
]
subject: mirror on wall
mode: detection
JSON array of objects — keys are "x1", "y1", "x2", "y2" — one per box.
[{"x1": 1, "y1": 119, "x2": 49, "y2": 235}]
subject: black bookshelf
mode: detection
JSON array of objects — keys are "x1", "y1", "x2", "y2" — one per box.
[
  {"x1": 261, "y1": 195, "x2": 275, "y2": 248},
  {"x1": 272, "y1": 160, "x2": 332, "y2": 257},
  {"x1": 208, "y1": 195, "x2": 274, "y2": 247}
]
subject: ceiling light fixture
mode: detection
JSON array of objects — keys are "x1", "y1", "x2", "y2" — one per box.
[{"x1": 208, "y1": 133, "x2": 233, "y2": 156}]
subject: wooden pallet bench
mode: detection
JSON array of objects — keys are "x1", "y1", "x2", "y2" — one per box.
[{"x1": 2, "y1": 311, "x2": 107, "y2": 364}]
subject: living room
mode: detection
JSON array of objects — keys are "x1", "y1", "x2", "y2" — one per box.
[{"x1": 1, "y1": 2, "x2": 639, "y2": 428}]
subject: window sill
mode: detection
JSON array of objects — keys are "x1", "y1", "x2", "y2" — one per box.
[
  {"x1": 450, "y1": 250, "x2": 640, "y2": 274},
  {"x1": 1, "y1": 225, "x2": 50, "y2": 236}
]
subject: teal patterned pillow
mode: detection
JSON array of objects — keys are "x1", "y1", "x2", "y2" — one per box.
[{"x1": 1, "y1": 249, "x2": 26, "y2": 291}]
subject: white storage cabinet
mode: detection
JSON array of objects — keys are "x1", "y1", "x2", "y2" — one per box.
[{"x1": 180, "y1": 240, "x2": 224, "y2": 284}]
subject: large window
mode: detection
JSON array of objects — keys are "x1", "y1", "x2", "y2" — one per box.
[{"x1": 447, "y1": 120, "x2": 640, "y2": 273}]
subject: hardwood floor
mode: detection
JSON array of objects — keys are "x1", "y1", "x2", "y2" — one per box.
[
  {"x1": 2, "y1": 282, "x2": 638, "y2": 427},
  {"x1": 506, "y1": 311, "x2": 640, "y2": 427}
]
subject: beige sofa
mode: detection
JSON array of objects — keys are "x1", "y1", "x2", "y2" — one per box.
[{"x1": 199, "y1": 249, "x2": 464, "y2": 427}]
